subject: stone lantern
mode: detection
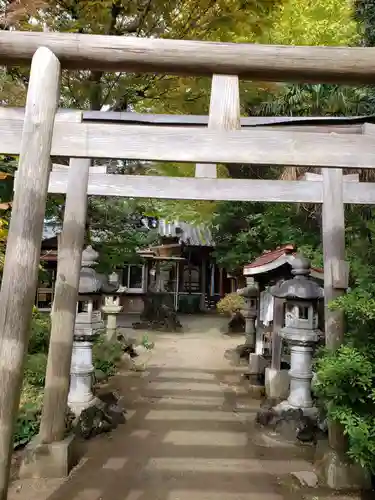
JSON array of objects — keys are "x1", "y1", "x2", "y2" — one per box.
[
  {"x1": 270, "y1": 255, "x2": 323, "y2": 414},
  {"x1": 237, "y1": 277, "x2": 259, "y2": 352},
  {"x1": 68, "y1": 245, "x2": 104, "y2": 415},
  {"x1": 101, "y1": 273, "x2": 123, "y2": 341}
]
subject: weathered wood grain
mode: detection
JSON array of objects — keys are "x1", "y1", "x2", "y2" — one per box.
[
  {"x1": 45, "y1": 172, "x2": 375, "y2": 204},
  {"x1": 40, "y1": 158, "x2": 90, "y2": 444},
  {"x1": 322, "y1": 168, "x2": 348, "y2": 457},
  {"x1": 303, "y1": 172, "x2": 359, "y2": 182},
  {"x1": 343, "y1": 182, "x2": 375, "y2": 204},
  {"x1": 195, "y1": 75, "x2": 240, "y2": 178},
  {"x1": 1, "y1": 119, "x2": 375, "y2": 168},
  {"x1": 2, "y1": 31, "x2": 375, "y2": 84},
  {"x1": 0, "y1": 47, "x2": 60, "y2": 499},
  {"x1": 48, "y1": 173, "x2": 323, "y2": 202},
  {"x1": 322, "y1": 167, "x2": 346, "y2": 350}
]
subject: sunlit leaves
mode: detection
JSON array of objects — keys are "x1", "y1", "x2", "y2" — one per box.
[{"x1": 262, "y1": 0, "x2": 358, "y2": 46}]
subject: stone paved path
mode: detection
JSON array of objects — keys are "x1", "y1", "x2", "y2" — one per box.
[{"x1": 8, "y1": 321, "x2": 362, "y2": 500}]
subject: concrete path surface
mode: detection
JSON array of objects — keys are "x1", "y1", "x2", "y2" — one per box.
[{"x1": 8, "y1": 320, "x2": 365, "y2": 500}]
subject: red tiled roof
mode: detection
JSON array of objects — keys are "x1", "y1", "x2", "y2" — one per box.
[
  {"x1": 244, "y1": 244, "x2": 323, "y2": 275},
  {"x1": 244, "y1": 244, "x2": 295, "y2": 269}
]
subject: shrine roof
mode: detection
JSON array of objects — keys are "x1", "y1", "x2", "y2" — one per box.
[
  {"x1": 245, "y1": 244, "x2": 295, "y2": 270},
  {"x1": 41, "y1": 218, "x2": 214, "y2": 248},
  {"x1": 157, "y1": 220, "x2": 214, "y2": 247},
  {"x1": 243, "y1": 244, "x2": 323, "y2": 280}
]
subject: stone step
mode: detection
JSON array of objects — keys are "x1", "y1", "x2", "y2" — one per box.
[
  {"x1": 146, "y1": 381, "x2": 225, "y2": 393},
  {"x1": 143, "y1": 409, "x2": 253, "y2": 423},
  {"x1": 163, "y1": 430, "x2": 248, "y2": 447},
  {"x1": 156, "y1": 370, "x2": 217, "y2": 380},
  {"x1": 156, "y1": 491, "x2": 284, "y2": 500},
  {"x1": 144, "y1": 457, "x2": 314, "y2": 475}
]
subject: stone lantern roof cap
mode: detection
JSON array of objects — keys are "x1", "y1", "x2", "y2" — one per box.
[
  {"x1": 270, "y1": 254, "x2": 323, "y2": 300},
  {"x1": 237, "y1": 283, "x2": 258, "y2": 298}
]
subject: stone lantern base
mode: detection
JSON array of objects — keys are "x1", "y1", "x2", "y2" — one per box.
[
  {"x1": 256, "y1": 400, "x2": 320, "y2": 446},
  {"x1": 273, "y1": 399, "x2": 318, "y2": 420}
]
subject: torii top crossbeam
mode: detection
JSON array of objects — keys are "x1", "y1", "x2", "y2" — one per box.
[{"x1": 1, "y1": 31, "x2": 375, "y2": 84}]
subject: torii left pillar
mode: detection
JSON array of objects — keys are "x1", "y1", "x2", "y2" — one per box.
[{"x1": 0, "y1": 48, "x2": 60, "y2": 498}]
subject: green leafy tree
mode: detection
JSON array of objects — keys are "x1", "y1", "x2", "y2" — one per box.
[
  {"x1": 260, "y1": 0, "x2": 358, "y2": 46},
  {"x1": 0, "y1": 0, "x2": 289, "y2": 244},
  {"x1": 212, "y1": 201, "x2": 322, "y2": 272},
  {"x1": 87, "y1": 197, "x2": 158, "y2": 272},
  {"x1": 1, "y1": 0, "x2": 282, "y2": 113}
]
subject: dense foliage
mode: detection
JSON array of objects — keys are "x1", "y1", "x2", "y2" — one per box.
[
  {"x1": 87, "y1": 197, "x2": 159, "y2": 272},
  {"x1": 212, "y1": 202, "x2": 322, "y2": 271}
]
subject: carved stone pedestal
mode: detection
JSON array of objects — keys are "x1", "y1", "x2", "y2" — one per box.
[
  {"x1": 69, "y1": 341, "x2": 96, "y2": 414},
  {"x1": 283, "y1": 342, "x2": 316, "y2": 411},
  {"x1": 68, "y1": 305, "x2": 103, "y2": 416}
]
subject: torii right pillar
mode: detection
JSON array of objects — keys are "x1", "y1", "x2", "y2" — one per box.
[{"x1": 317, "y1": 169, "x2": 370, "y2": 489}]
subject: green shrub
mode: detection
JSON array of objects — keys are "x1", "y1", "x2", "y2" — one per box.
[
  {"x1": 14, "y1": 385, "x2": 43, "y2": 449},
  {"x1": 216, "y1": 293, "x2": 245, "y2": 316},
  {"x1": 314, "y1": 283, "x2": 375, "y2": 473},
  {"x1": 314, "y1": 345, "x2": 375, "y2": 471},
  {"x1": 13, "y1": 309, "x2": 50, "y2": 448},
  {"x1": 92, "y1": 337, "x2": 123, "y2": 378},
  {"x1": 24, "y1": 353, "x2": 48, "y2": 387},
  {"x1": 28, "y1": 309, "x2": 50, "y2": 355}
]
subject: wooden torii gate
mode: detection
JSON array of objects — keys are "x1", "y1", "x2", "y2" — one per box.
[{"x1": 0, "y1": 31, "x2": 375, "y2": 496}]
